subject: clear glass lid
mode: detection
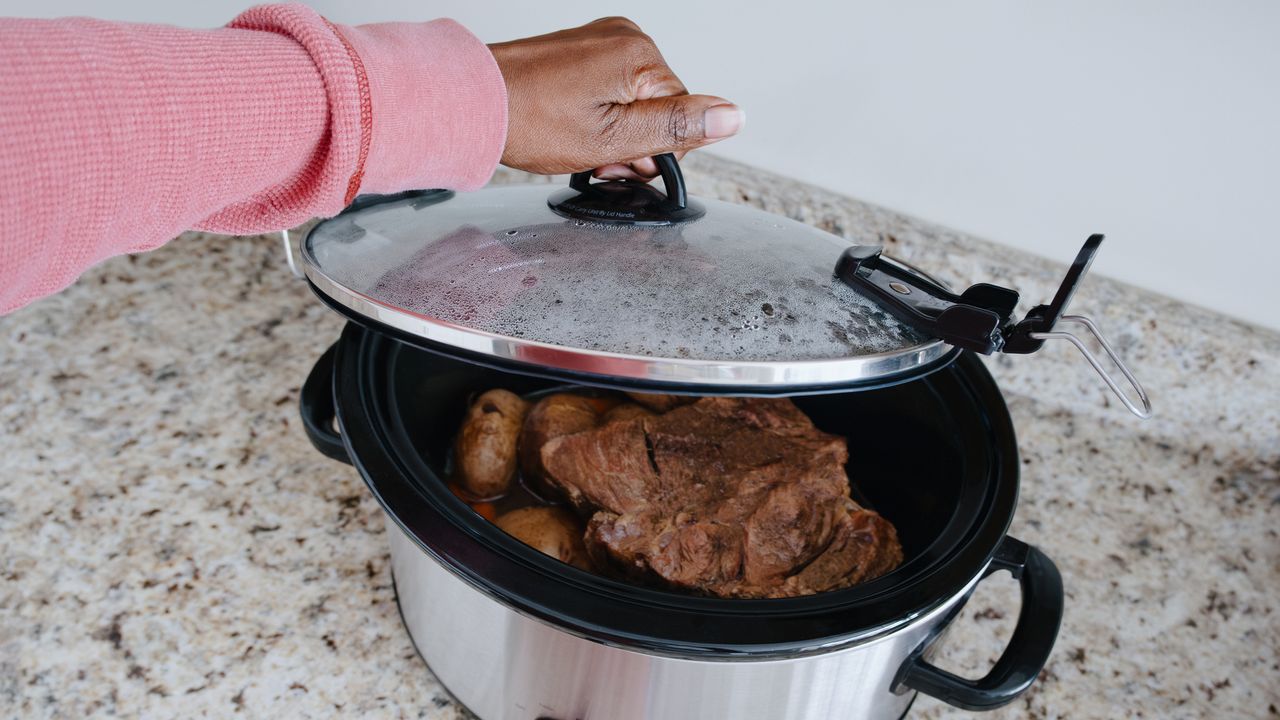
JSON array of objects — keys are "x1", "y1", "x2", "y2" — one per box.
[{"x1": 301, "y1": 170, "x2": 953, "y2": 391}]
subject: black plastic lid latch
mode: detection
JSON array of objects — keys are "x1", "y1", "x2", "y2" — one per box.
[{"x1": 835, "y1": 235, "x2": 1152, "y2": 418}]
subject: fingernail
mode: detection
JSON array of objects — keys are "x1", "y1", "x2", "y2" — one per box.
[{"x1": 704, "y1": 105, "x2": 745, "y2": 139}]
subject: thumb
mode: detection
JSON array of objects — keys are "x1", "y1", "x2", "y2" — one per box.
[{"x1": 609, "y1": 95, "x2": 745, "y2": 158}]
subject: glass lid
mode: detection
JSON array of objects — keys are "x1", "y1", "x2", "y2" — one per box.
[{"x1": 300, "y1": 157, "x2": 956, "y2": 392}]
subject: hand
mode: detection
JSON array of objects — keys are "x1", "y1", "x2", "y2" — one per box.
[{"x1": 488, "y1": 17, "x2": 744, "y2": 181}]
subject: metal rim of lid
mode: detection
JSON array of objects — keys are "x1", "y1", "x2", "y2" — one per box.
[{"x1": 300, "y1": 238, "x2": 956, "y2": 391}]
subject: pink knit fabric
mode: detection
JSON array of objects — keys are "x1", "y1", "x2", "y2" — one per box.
[{"x1": 0, "y1": 4, "x2": 508, "y2": 314}]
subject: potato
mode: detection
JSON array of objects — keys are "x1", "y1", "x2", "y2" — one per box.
[
  {"x1": 624, "y1": 392, "x2": 693, "y2": 413},
  {"x1": 600, "y1": 403, "x2": 655, "y2": 424},
  {"x1": 495, "y1": 506, "x2": 591, "y2": 570},
  {"x1": 518, "y1": 394, "x2": 601, "y2": 495},
  {"x1": 454, "y1": 389, "x2": 530, "y2": 499}
]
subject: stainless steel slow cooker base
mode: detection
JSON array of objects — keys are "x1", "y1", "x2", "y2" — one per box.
[
  {"x1": 387, "y1": 520, "x2": 974, "y2": 720},
  {"x1": 300, "y1": 324, "x2": 1063, "y2": 718}
]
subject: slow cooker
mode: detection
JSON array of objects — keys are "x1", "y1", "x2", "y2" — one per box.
[{"x1": 293, "y1": 155, "x2": 1150, "y2": 719}]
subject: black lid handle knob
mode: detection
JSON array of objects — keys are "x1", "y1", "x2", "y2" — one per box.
[
  {"x1": 550, "y1": 153, "x2": 704, "y2": 225},
  {"x1": 568, "y1": 153, "x2": 689, "y2": 210}
]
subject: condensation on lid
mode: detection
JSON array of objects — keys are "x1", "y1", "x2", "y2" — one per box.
[{"x1": 302, "y1": 185, "x2": 936, "y2": 371}]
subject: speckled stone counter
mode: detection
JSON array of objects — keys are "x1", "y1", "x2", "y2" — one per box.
[{"x1": 2, "y1": 155, "x2": 1276, "y2": 719}]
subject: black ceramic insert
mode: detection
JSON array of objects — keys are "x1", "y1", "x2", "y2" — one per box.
[{"x1": 302, "y1": 322, "x2": 1020, "y2": 656}]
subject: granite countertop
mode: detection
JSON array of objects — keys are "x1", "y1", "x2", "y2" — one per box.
[{"x1": 1, "y1": 155, "x2": 1276, "y2": 719}]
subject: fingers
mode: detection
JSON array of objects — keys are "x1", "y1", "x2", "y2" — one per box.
[
  {"x1": 586, "y1": 16, "x2": 642, "y2": 31},
  {"x1": 629, "y1": 156, "x2": 660, "y2": 176},
  {"x1": 594, "y1": 148, "x2": 695, "y2": 182},
  {"x1": 491, "y1": 13, "x2": 742, "y2": 177},
  {"x1": 606, "y1": 94, "x2": 745, "y2": 160},
  {"x1": 632, "y1": 61, "x2": 687, "y2": 102},
  {"x1": 594, "y1": 164, "x2": 650, "y2": 182}
]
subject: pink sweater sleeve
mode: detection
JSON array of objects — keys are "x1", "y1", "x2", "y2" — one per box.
[{"x1": 0, "y1": 3, "x2": 508, "y2": 314}]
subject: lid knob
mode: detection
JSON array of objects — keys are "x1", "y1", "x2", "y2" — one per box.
[{"x1": 548, "y1": 153, "x2": 706, "y2": 225}]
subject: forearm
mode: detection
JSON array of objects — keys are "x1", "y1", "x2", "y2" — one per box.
[{"x1": 0, "y1": 4, "x2": 507, "y2": 314}]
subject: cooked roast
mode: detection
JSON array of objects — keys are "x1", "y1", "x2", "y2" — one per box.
[
  {"x1": 538, "y1": 397, "x2": 903, "y2": 598},
  {"x1": 624, "y1": 392, "x2": 695, "y2": 413},
  {"x1": 518, "y1": 393, "x2": 604, "y2": 498},
  {"x1": 599, "y1": 402, "x2": 656, "y2": 425}
]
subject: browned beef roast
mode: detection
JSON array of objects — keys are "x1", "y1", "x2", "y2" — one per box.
[
  {"x1": 539, "y1": 397, "x2": 903, "y2": 598},
  {"x1": 624, "y1": 392, "x2": 695, "y2": 413}
]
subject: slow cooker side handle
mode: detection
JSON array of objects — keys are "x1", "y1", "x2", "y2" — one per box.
[
  {"x1": 896, "y1": 536, "x2": 1064, "y2": 711},
  {"x1": 299, "y1": 343, "x2": 354, "y2": 465}
]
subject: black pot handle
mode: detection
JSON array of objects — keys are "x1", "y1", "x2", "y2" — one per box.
[
  {"x1": 299, "y1": 343, "x2": 353, "y2": 465},
  {"x1": 897, "y1": 536, "x2": 1063, "y2": 711}
]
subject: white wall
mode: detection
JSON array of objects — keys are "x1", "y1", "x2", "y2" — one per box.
[{"x1": 5, "y1": 1, "x2": 1278, "y2": 330}]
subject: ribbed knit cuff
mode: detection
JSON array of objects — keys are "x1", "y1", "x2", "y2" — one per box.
[{"x1": 334, "y1": 19, "x2": 508, "y2": 194}]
